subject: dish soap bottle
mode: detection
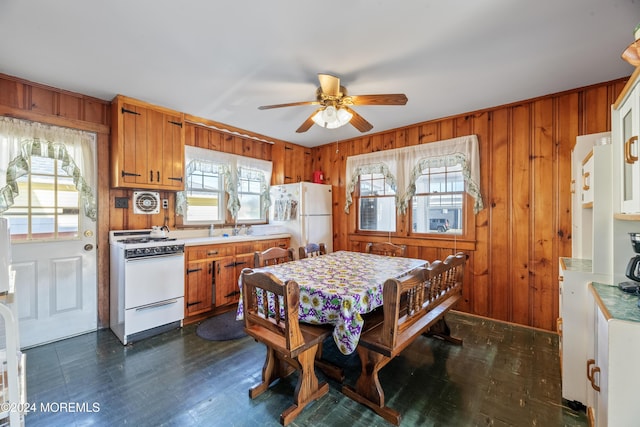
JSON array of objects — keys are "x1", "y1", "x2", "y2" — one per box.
[{"x1": 209, "y1": 224, "x2": 215, "y2": 237}]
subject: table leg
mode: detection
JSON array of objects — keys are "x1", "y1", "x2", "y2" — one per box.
[
  {"x1": 280, "y1": 344, "x2": 329, "y2": 426},
  {"x1": 424, "y1": 317, "x2": 463, "y2": 345},
  {"x1": 341, "y1": 346, "x2": 401, "y2": 426}
]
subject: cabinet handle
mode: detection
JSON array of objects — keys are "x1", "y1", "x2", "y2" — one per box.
[
  {"x1": 186, "y1": 301, "x2": 202, "y2": 307},
  {"x1": 207, "y1": 250, "x2": 219, "y2": 256},
  {"x1": 590, "y1": 366, "x2": 601, "y2": 392},
  {"x1": 121, "y1": 107, "x2": 141, "y2": 116},
  {"x1": 157, "y1": 171, "x2": 160, "y2": 182},
  {"x1": 556, "y1": 318, "x2": 562, "y2": 336},
  {"x1": 186, "y1": 267, "x2": 202, "y2": 274},
  {"x1": 150, "y1": 170, "x2": 154, "y2": 182},
  {"x1": 582, "y1": 172, "x2": 590, "y2": 191},
  {"x1": 235, "y1": 261, "x2": 247, "y2": 267},
  {"x1": 121, "y1": 170, "x2": 141, "y2": 177},
  {"x1": 168, "y1": 176, "x2": 183, "y2": 182},
  {"x1": 624, "y1": 135, "x2": 638, "y2": 164},
  {"x1": 208, "y1": 262, "x2": 212, "y2": 274},
  {"x1": 586, "y1": 359, "x2": 595, "y2": 381}
]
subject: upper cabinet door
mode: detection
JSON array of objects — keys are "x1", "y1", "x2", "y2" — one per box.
[
  {"x1": 111, "y1": 95, "x2": 185, "y2": 191},
  {"x1": 615, "y1": 72, "x2": 640, "y2": 214}
]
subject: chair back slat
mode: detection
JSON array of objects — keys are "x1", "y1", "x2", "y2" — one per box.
[
  {"x1": 241, "y1": 269, "x2": 304, "y2": 352},
  {"x1": 298, "y1": 243, "x2": 327, "y2": 259},
  {"x1": 255, "y1": 246, "x2": 295, "y2": 267},
  {"x1": 365, "y1": 242, "x2": 407, "y2": 257}
]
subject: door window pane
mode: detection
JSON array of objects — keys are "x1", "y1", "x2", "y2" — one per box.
[{"x1": 4, "y1": 156, "x2": 80, "y2": 241}]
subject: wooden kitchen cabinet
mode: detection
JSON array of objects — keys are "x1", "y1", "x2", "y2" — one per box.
[
  {"x1": 185, "y1": 260, "x2": 213, "y2": 316},
  {"x1": 183, "y1": 237, "x2": 290, "y2": 324},
  {"x1": 111, "y1": 95, "x2": 185, "y2": 190}
]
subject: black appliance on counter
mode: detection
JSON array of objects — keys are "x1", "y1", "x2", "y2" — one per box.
[{"x1": 619, "y1": 232, "x2": 640, "y2": 293}]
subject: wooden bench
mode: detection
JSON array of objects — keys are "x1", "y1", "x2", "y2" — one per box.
[
  {"x1": 241, "y1": 268, "x2": 332, "y2": 426},
  {"x1": 341, "y1": 252, "x2": 468, "y2": 425}
]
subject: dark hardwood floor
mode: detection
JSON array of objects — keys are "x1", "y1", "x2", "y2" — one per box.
[{"x1": 23, "y1": 311, "x2": 587, "y2": 426}]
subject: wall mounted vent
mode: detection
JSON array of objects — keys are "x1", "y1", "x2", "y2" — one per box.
[{"x1": 133, "y1": 191, "x2": 160, "y2": 214}]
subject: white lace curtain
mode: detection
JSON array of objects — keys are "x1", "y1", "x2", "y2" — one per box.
[
  {"x1": 176, "y1": 145, "x2": 273, "y2": 219},
  {"x1": 0, "y1": 117, "x2": 97, "y2": 220},
  {"x1": 345, "y1": 134, "x2": 483, "y2": 215}
]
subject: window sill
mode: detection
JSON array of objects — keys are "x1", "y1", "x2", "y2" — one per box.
[{"x1": 348, "y1": 233, "x2": 476, "y2": 251}]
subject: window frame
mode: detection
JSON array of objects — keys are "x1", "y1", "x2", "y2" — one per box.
[
  {"x1": 409, "y1": 162, "x2": 466, "y2": 236},
  {"x1": 178, "y1": 146, "x2": 272, "y2": 227}
]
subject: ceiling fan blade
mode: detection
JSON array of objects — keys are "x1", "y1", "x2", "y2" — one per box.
[
  {"x1": 296, "y1": 110, "x2": 318, "y2": 133},
  {"x1": 345, "y1": 107, "x2": 373, "y2": 132},
  {"x1": 318, "y1": 73, "x2": 340, "y2": 97},
  {"x1": 349, "y1": 94, "x2": 408, "y2": 106},
  {"x1": 258, "y1": 100, "x2": 319, "y2": 110}
]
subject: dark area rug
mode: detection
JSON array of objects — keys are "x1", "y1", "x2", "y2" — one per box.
[{"x1": 196, "y1": 309, "x2": 247, "y2": 341}]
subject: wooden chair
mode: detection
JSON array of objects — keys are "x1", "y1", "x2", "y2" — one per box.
[
  {"x1": 365, "y1": 242, "x2": 407, "y2": 257},
  {"x1": 298, "y1": 243, "x2": 327, "y2": 259},
  {"x1": 241, "y1": 268, "x2": 331, "y2": 426},
  {"x1": 254, "y1": 246, "x2": 294, "y2": 267}
]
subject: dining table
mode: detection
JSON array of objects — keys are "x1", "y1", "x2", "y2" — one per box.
[{"x1": 237, "y1": 250, "x2": 427, "y2": 355}]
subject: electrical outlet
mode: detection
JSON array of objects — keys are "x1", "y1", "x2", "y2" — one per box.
[
  {"x1": 162, "y1": 199, "x2": 169, "y2": 209},
  {"x1": 115, "y1": 197, "x2": 129, "y2": 209}
]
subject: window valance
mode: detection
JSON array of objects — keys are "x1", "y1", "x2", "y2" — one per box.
[
  {"x1": 345, "y1": 134, "x2": 483, "y2": 214},
  {"x1": 0, "y1": 117, "x2": 97, "y2": 220}
]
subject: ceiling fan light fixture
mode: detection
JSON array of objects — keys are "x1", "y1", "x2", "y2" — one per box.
[{"x1": 312, "y1": 106, "x2": 353, "y2": 129}]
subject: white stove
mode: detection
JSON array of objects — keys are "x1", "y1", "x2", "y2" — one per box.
[{"x1": 109, "y1": 229, "x2": 185, "y2": 345}]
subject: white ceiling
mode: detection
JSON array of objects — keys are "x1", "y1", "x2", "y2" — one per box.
[{"x1": 1, "y1": 1, "x2": 638, "y2": 148}]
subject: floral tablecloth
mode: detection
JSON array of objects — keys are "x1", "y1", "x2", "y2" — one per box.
[{"x1": 237, "y1": 250, "x2": 426, "y2": 355}]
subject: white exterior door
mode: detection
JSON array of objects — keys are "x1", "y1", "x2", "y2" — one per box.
[
  {"x1": 12, "y1": 217, "x2": 97, "y2": 348},
  {"x1": 5, "y1": 134, "x2": 98, "y2": 349}
]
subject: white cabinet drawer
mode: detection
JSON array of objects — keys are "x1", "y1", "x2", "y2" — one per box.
[{"x1": 124, "y1": 297, "x2": 184, "y2": 336}]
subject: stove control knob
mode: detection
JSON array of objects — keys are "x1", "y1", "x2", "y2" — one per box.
[{"x1": 144, "y1": 248, "x2": 151, "y2": 254}]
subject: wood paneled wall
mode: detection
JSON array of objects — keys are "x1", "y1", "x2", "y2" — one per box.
[
  {"x1": 0, "y1": 72, "x2": 629, "y2": 333},
  {"x1": 310, "y1": 78, "x2": 629, "y2": 331}
]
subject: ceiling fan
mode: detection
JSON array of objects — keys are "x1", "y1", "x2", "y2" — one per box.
[{"x1": 258, "y1": 73, "x2": 408, "y2": 133}]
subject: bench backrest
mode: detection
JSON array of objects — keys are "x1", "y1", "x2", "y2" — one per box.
[
  {"x1": 380, "y1": 252, "x2": 468, "y2": 350},
  {"x1": 241, "y1": 268, "x2": 305, "y2": 354}
]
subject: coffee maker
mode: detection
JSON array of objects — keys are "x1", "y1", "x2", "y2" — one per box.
[{"x1": 619, "y1": 232, "x2": 640, "y2": 293}]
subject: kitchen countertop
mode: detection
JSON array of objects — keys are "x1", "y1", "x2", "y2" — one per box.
[
  {"x1": 560, "y1": 257, "x2": 592, "y2": 273},
  {"x1": 591, "y1": 282, "x2": 640, "y2": 323},
  {"x1": 177, "y1": 233, "x2": 291, "y2": 247}
]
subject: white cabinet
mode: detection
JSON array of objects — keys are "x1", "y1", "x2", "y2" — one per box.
[
  {"x1": 570, "y1": 132, "x2": 612, "y2": 277},
  {"x1": 587, "y1": 283, "x2": 640, "y2": 426},
  {"x1": 614, "y1": 68, "x2": 640, "y2": 214},
  {"x1": 558, "y1": 260, "x2": 609, "y2": 407}
]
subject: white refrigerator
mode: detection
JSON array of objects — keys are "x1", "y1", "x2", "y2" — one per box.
[{"x1": 269, "y1": 182, "x2": 333, "y2": 255}]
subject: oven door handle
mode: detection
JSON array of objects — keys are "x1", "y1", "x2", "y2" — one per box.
[
  {"x1": 125, "y1": 253, "x2": 184, "y2": 262},
  {"x1": 135, "y1": 299, "x2": 180, "y2": 311}
]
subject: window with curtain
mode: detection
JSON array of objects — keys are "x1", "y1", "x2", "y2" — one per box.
[
  {"x1": 345, "y1": 135, "x2": 483, "y2": 235},
  {"x1": 182, "y1": 160, "x2": 226, "y2": 224},
  {"x1": 411, "y1": 162, "x2": 464, "y2": 234},
  {"x1": 0, "y1": 117, "x2": 97, "y2": 241},
  {"x1": 177, "y1": 145, "x2": 272, "y2": 225}
]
